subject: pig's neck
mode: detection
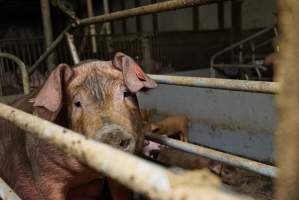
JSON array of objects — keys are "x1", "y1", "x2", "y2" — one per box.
[{"x1": 28, "y1": 138, "x2": 99, "y2": 200}]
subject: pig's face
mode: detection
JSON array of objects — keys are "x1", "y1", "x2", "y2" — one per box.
[{"x1": 33, "y1": 52, "x2": 157, "y2": 153}]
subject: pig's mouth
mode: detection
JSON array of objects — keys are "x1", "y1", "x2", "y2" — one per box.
[{"x1": 94, "y1": 124, "x2": 136, "y2": 153}]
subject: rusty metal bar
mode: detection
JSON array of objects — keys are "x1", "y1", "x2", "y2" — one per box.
[
  {"x1": 275, "y1": 0, "x2": 299, "y2": 199},
  {"x1": 78, "y1": 0, "x2": 226, "y2": 26},
  {"x1": 0, "y1": 177, "x2": 21, "y2": 200},
  {"x1": 28, "y1": 24, "x2": 72, "y2": 75},
  {"x1": 0, "y1": 53, "x2": 30, "y2": 94},
  {"x1": 51, "y1": 0, "x2": 80, "y2": 24},
  {"x1": 40, "y1": 0, "x2": 56, "y2": 71},
  {"x1": 86, "y1": 0, "x2": 98, "y2": 53},
  {"x1": 65, "y1": 33, "x2": 80, "y2": 64},
  {"x1": 149, "y1": 74, "x2": 279, "y2": 93},
  {"x1": 0, "y1": 103, "x2": 251, "y2": 200},
  {"x1": 145, "y1": 133, "x2": 276, "y2": 178}
]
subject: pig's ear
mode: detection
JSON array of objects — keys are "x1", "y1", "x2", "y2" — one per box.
[
  {"x1": 112, "y1": 52, "x2": 157, "y2": 93},
  {"x1": 33, "y1": 64, "x2": 74, "y2": 121}
]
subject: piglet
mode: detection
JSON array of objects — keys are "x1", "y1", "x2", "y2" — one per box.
[{"x1": 150, "y1": 114, "x2": 189, "y2": 142}]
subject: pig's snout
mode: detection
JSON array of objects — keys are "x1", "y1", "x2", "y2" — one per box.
[{"x1": 95, "y1": 124, "x2": 136, "y2": 153}]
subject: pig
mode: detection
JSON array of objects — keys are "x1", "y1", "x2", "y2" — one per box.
[
  {"x1": 156, "y1": 148, "x2": 239, "y2": 186},
  {"x1": 150, "y1": 114, "x2": 189, "y2": 142},
  {"x1": 0, "y1": 52, "x2": 157, "y2": 200},
  {"x1": 264, "y1": 52, "x2": 277, "y2": 66}
]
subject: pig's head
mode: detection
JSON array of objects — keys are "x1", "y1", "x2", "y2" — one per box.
[{"x1": 33, "y1": 52, "x2": 157, "y2": 153}]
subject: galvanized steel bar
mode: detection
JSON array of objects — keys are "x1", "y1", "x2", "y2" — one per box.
[
  {"x1": 145, "y1": 133, "x2": 277, "y2": 178},
  {"x1": 149, "y1": 74, "x2": 279, "y2": 93},
  {"x1": 0, "y1": 103, "x2": 251, "y2": 200},
  {"x1": 0, "y1": 177, "x2": 21, "y2": 200},
  {"x1": 28, "y1": 24, "x2": 72, "y2": 75},
  {"x1": 78, "y1": 0, "x2": 226, "y2": 26},
  {"x1": 65, "y1": 33, "x2": 80, "y2": 64},
  {"x1": 0, "y1": 53, "x2": 30, "y2": 94},
  {"x1": 40, "y1": 0, "x2": 56, "y2": 71},
  {"x1": 275, "y1": 0, "x2": 299, "y2": 199}
]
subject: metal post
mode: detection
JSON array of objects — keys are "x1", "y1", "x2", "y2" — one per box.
[
  {"x1": 0, "y1": 53, "x2": 30, "y2": 94},
  {"x1": 141, "y1": 34, "x2": 152, "y2": 73},
  {"x1": 103, "y1": 0, "x2": 113, "y2": 55},
  {"x1": 65, "y1": 33, "x2": 80, "y2": 64},
  {"x1": 149, "y1": 74, "x2": 279, "y2": 93},
  {"x1": 40, "y1": 0, "x2": 56, "y2": 71},
  {"x1": 275, "y1": 0, "x2": 299, "y2": 200},
  {"x1": 145, "y1": 133, "x2": 277, "y2": 178},
  {"x1": 0, "y1": 103, "x2": 251, "y2": 200},
  {"x1": 87, "y1": 0, "x2": 98, "y2": 53}
]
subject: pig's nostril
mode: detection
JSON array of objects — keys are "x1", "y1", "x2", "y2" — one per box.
[{"x1": 119, "y1": 139, "x2": 131, "y2": 149}]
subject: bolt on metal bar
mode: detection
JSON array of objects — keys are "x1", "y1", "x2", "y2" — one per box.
[
  {"x1": 145, "y1": 132, "x2": 277, "y2": 178},
  {"x1": 0, "y1": 53, "x2": 30, "y2": 94},
  {"x1": 148, "y1": 74, "x2": 279, "y2": 93},
  {"x1": 0, "y1": 177, "x2": 21, "y2": 200},
  {"x1": 28, "y1": 24, "x2": 73, "y2": 75},
  {"x1": 78, "y1": 0, "x2": 226, "y2": 27},
  {"x1": 0, "y1": 103, "x2": 252, "y2": 200},
  {"x1": 65, "y1": 32, "x2": 80, "y2": 64}
]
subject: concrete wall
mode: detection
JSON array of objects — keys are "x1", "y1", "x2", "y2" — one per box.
[{"x1": 110, "y1": 0, "x2": 277, "y2": 34}]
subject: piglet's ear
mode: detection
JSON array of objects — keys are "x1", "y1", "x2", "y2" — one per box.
[
  {"x1": 33, "y1": 64, "x2": 74, "y2": 121},
  {"x1": 112, "y1": 52, "x2": 157, "y2": 93}
]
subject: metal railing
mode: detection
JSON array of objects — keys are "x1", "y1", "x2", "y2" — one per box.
[
  {"x1": 0, "y1": 102, "x2": 251, "y2": 200},
  {"x1": 2, "y1": 0, "x2": 296, "y2": 198},
  {"x1": 210, "y1": 25, "x2": 278, "y2": 79}
]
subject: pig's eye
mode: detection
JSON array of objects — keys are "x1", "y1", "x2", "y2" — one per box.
[{"x1": 74, "y1": 101, "x2": 82, "y2": 107}]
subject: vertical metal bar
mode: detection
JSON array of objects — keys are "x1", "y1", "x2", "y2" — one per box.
[
  {"x1": 103, "y1": 0, "x2": 113, "y2": 55},
  {"x1": 86, "y1": 0, "x2": 98, "y2": 53},
  {"x1": 275, "y1": 1, "x2": 299, "y2": 200},
  {"x1": 135, "y1": 0, "x2": 142, "y2": 32},
  {"x1": 40, "y1": 0, "x2": 56, "y2": 71},
  {"x1": 120, "y1": 0, "x2": 127, "y2": 33},
  {"x1": 65, "y1": 33, "x2": 80, "y2": 64},
  {"x1": 141, "y1": 34, "x2": 152, "y2": 72},
  {"x1": 151, "y1": 0, "x2": 159, "y2": 32}
]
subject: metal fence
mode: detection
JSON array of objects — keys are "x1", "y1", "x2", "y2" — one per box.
[{"x1": 0, "y1": 0, "x2": 298, "y2": 199}]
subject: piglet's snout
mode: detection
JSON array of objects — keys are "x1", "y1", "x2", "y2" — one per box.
[{"x1": 95, "y1": 124, "x2": 136, "y2": 153}]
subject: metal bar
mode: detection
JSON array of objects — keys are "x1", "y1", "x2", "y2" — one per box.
[
  {"x1": 275, "y1": 0, "x2": 299, "y2": 199},
  {"x1": 78, "y1": 0, "x2": 226, "y2": 26},
  {"x1": 148, "y1": 74, "x2": 279, "y2": 93},
  {"x1": 40, "y1": 0, "x2": 56, "y2": 71},
  {"x1": 210, "y1": 25, "x2": 276, "y2": 68},
  {"x1": 87, "y1": 0, "x2": 98, "y2": 53},
  {"x1": 0, "y1": 103, "x2": 250, "y2": 200},
  {"x1": 212, "y1": 63, "x2": 264, "y2": 68},
  {"x1": 28, "y1": 24, "x2": 72, "y2": 75},
  {"x1": 145, "y1": 133, "x2": 276, "y2": 178},
  {"x1": 0, "y1": 177, "x2": 21, "y2": 200},
  {"x1": 65, "y1": 33, "x2": 80, "y2": 64},
  {"x1": 51, "y1": 0, "x2": 80, "y2": 24},
  {"x1": 0, "y1": 53, "x2": 30, "y2": 94}
]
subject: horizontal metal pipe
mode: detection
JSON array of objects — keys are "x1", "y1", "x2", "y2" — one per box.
[
  {"x1": 0, "y1": 103, "x2": 251, "y2": 200},
  {"x1": 0, "y1": 178, "x2": 21, "y2": 200},
  {"x1": 145, "y1": 132, "x2": 277, "y2": 178},
  {"x1": 149, "y1": 74, "x2": 279, "y2": 93},
  {"x1": 78, "y1": 0, "x2": 225, "y2": 26},
  {"x1": 28, "y1": 24, "x2": 72, "y2": 75},
  {"x1": 0, "y1": 53, "x2": 30, "y2": 94}
]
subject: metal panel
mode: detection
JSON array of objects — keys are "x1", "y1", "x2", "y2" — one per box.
[{"x1": 138, "y1": 74, "x2": 275, "y2": 163}]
